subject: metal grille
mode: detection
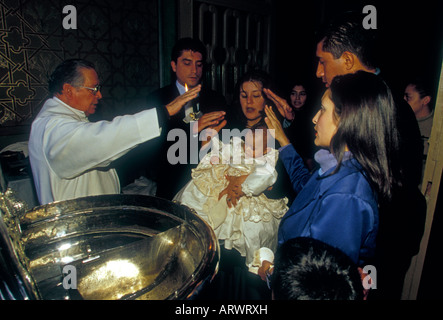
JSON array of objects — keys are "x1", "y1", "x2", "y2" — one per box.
[{"x1": 184, "y1": 0, "x2": 273, "y2": 103}]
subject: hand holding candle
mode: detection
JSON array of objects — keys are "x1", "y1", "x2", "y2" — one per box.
[
  {"x1": 165, "y1": 84, "x2": 201, "y2": 116},
  {"x1": 184, "y1": 83, "x2": 202, "y2": 121}
]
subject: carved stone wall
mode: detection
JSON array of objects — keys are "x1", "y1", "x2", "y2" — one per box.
[{"x1": 0, "y1": 0, "x2": 159, "y2": 126}]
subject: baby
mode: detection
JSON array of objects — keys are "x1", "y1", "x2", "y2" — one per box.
[{"x1": 174, "y1": 124, "x2": 288, "y2": 269}]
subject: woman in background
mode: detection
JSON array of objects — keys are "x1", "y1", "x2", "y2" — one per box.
[{"x1": 267, "y1": 79, "x2": 317, "y2": 171}]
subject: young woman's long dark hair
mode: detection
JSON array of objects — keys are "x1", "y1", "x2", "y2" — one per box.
[{"x1": 329, "y1": 71, "x2": 402, "y2": 200}]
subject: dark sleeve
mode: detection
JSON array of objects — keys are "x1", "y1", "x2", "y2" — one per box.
[
  {"x1": 263, "y1": 156, "x2": 297, "y2": 205},
  {"x1": 153, "y1": 104, "x2": 170, "y2": 131}
]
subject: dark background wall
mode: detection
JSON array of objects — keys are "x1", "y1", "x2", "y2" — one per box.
[
  {"x1": 273, "y1": 0, "x2": 443, "y2": 102},
  {"x1": 1, "y1": 0, "x2": 441, "y2": 129},
  {"x1": 0, "y1": 0, "x2": 160, "y2": 130}
]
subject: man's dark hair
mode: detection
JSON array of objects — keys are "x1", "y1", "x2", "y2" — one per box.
[
  {"x1": 272, "y1": 237, "x2": 364, "y2": 300},
  {"x1": 317, "y1": 11, "x2": 378, "y2": 70},
  {"x1": 171, "y1": 37, "x2": 207, "y2": 63},
  {"x1": 48, "y1": 59, "x2": 96, "y2": 95}
]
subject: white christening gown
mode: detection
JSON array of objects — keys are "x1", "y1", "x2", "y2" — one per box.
[{"x1": 174, "y1": 137, "x2": 288, "y2": 267}]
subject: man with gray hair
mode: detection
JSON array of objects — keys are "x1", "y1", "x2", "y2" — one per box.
[{"x1": 29, "y1": 59, "x2": 199, "y2": 205}]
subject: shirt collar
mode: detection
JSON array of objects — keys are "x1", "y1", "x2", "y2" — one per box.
[
  {"x1": 315, "y1": 148, "x2": 352, "y2": 175},
  {"x1": 175, "y1": 80, "x2": 201, "y2": 97},
  {"x1": 176, "y1": 80, "x2": 186, "y2": 95},
  {"x1": 53, "y1": 96, "x2": 89, "y2": 121}
]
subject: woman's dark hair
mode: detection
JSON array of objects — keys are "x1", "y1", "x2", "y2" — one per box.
[
  {"x1": 230, "y1": 69, "x2": 277, "y2": 127},
  {"x1": 288, "y1": 78, "x2": 310, "y2": 95},
  {"x1": 236, "y1": 69, "x2": 274, "y2": 95},
  {"x1": 48, "y1": 59, "x2": 96, "y2": 95},
  {"x1": 329, "y1": 71, "x2": 401, "y2": 200}
]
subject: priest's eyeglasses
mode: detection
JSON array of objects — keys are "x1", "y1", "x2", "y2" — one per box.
[{"x1": 77, "y1": 85, "x2": 101, "y2": 95}]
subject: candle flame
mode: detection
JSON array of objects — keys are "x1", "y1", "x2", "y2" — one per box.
[{"x1": 185, "y1": 83, "x2": 188, "y2": 92}]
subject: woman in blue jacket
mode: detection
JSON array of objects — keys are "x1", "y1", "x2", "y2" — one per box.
[{"x1": 264, "y1": 71, "x2": 401, "y2": 267}]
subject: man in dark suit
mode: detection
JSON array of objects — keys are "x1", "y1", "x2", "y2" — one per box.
[{"x1": 125, "y1": 38, "x2": 228, "y2": 200}]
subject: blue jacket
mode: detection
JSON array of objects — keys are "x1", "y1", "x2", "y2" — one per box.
[{"x1": 278, "y1": 145, "x2": 379, "y2": 266}]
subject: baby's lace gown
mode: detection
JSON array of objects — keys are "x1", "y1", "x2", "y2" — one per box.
[{"x1": 174, "y1": 137, "x2": 288, "y2": 268}]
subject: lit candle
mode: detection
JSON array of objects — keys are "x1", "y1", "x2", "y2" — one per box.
[
  {"x1": 184, "y1": 83, "x2": 200, "y2": 121},
  {"x1": 184, "y1": 83, "x2": 192, "y2": 117}
]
